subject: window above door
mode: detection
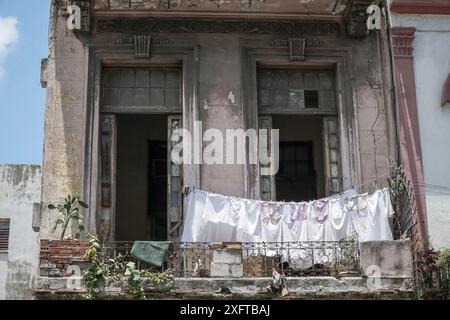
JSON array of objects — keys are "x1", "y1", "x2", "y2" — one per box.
[
  {"x1": 257, "y1": 69, "x2": 336, "y2": 114},
  {"x1": 102, "y1": 67, "x2": 182, "y2": 113}
]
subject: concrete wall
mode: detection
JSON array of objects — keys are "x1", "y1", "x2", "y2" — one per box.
[
  {"x1": 391, "y1": 14, "x2": 450, "y2": 250},
  {"x1": 0, "y1": 165, "x2": 41, "y2": 300}
]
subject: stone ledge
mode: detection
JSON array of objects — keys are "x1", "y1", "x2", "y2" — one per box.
[{"x1": 35, "y1": 276, "x2": 415, "y2": 300}]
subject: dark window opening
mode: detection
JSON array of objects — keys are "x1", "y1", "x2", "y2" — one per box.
[{"x1": 304, "y1": 90, "x2": 319, "y2": 108}]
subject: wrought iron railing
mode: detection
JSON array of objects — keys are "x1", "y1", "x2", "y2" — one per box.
[
  {"x1": 39, "y1": 240, "x2": 361, "y2": 278},
  {"x1": 389, "y1": 164, "x2": 449, "y2": 299},
  {"x1": 241, "y1": 241, "x2": 361, "y2": 277},
  {"x1": 96, "y1": 241, "x2": 361, "y2": 278}
]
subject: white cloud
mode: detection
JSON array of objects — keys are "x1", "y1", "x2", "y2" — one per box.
[{"x1": 0, "y1": 16, "x2": 19, "y2": 80}]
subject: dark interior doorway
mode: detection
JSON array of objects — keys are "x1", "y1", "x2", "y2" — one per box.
[
  {"x1": 272, "y1": 115, "x2": 325, "y2": 202},
  {"x1": 276, "y1": 141, "x2": 317, "y2": 202},
  {"x1": 115, "y1": 115, "x2": 168, "y2": 241}
]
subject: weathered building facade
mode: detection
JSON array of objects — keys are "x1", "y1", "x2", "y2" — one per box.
[{"x1": 39, "y1": 0, "x2": 398, "y2": 243}]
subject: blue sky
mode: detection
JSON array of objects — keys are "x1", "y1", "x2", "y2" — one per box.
[{"x1": 0, "y1": 0, "x2": 51, "y2": 165}]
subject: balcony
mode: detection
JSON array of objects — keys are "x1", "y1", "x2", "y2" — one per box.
[{"x1": 35, "y1": 239, "x2": 415, "y2": 300}]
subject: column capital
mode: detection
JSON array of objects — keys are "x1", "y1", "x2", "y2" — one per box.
[{"x1": 392, "y1": 27, "x2": 416, "y2": 58}]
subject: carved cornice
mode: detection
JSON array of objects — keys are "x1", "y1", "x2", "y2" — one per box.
[
  {"x1": 114, "y1": 35, "x2": 173, "y2": 45},
  {"x1": 268, "y1": 38, "x2": 324, "y2": 48},
  {"x1": 96, "y1": 19, "x2": 341, "y2": 35},
  {"x1": 112, "y1": 34, "x2": 173, "y2": 58},
  {"x1": 391, "y1": 27, "x2": 416, "y2": 58}
]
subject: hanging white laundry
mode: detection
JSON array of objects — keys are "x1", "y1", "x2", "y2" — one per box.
[
  {"x1": 236, "y1": 199, "x2": 261, "y2": 242},
  {"x1": 201, "y1": 192, "x2": 236, "y2": 242},
  {"x1": 181, "y1": 190, "x2": 208, "y2": 242},
  {"x1": 324, "y1": 197, "x2": 356, "y2": 241},
  {"x1": 260, "y1": 202, "x2": 283, "y2": 243},
  {"x1": 281, "y1": 203, "x2": 308, "y2": 242},
  {"x1": 350, "y1": 188, "x2": 394, "y2": 242},
  {"x1": 181, "y1": 187, "x2": 394, "y2": 246}
]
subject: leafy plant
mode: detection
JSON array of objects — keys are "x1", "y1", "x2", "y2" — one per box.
[
  {"x1": 436, "y1": 248, "x2": 450, "y2": 270},
  {"x1": 436, "y1": 248, "x2": 450, "y2": 299},
  {"x1": 141, "y1": 269, "x2": 175, "y2": 291},
  {"x1": 48, "y1": 193, "x2": 88, "y2": 240},
  {"x1": 125, "y1": 262, "x2": 145, "y2": 299},
  {"x1": 83, "y1": 234, "x2": 111, "y2": 299},
  {"x1": 82, "y1": 235, "x2": 175, "y2": 299}
]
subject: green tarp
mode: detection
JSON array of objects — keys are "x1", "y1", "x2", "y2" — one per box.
[{"x1": 130, "y1": 241, "x2": 171, "y2": 268}]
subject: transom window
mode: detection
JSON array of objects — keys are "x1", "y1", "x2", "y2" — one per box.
[
  {"x1": 102, "y1": 67, "x2": 181, "y2": 108},
  {"x1": 257, "y1": 69, "x2": 336, "y2": 110}
]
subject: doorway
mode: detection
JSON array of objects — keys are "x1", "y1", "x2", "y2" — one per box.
[
  {"x1": 272, "y1": 115, "x2": 326, "y2": 202},
  {"x1": 115, "y1": 114, "x2": 168, "y2": 241}
]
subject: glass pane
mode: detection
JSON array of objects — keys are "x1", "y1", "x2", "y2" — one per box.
[
  {"x1": 135, "y1": 70, "x2": 150, "y2": 87},
  {"x1": 289, "y1": 90, "x2": 304, "y2": 108},
  {"x1": 274, "y1": 90, "x2": 289, "y2": 108},
  {"x1": 151, "y1": 71, "x2": 165, "y2": 88},
  {"x1": 150, "y1": 88, "x2": 165, "y2": 105},
  {"x1": 273, "y1": 71, "x2": 289, "y2": 89},
  {"x1": 259, "y1": 89, "x2": 272, "y2": 107},
  {"x1": 120, "y1": 88, "x2": 134, "y2": 105},
  {"x1": 165, "y1": 71, "x2": 180, "y2": 88},
  {"x1": 135, "y1": 88, "x2": 150, "y2": 105},
  {"x1": 319, "y1": 72, "x2": 334, "y2": 90}
]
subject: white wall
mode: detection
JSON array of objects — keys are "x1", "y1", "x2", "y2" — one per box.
[
  {"x1": 0, "y1": 165, "x2": 41, "y2": 300},
  {"x1": 392, "y1": 14, "x2": 450, "y2": 250}
]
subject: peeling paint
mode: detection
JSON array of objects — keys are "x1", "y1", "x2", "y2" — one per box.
[{"x1": 227, "y1": 91, "x2": 236, "y2": 104}]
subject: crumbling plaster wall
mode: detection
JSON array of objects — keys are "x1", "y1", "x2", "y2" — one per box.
[
  {"x1": 40, "y1": 13, "x2": 87, "y2": 239},
  {"x1": 0, "y1": 165, "x2": 41, "y2": 300}
]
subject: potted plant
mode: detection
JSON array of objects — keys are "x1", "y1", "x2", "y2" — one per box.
[
  {"x1": 49, "y1": 193, "x2": 88, "y2": 240},
  {"x1": 39, "y1": 193, "x2": 90, "y2": 277}
]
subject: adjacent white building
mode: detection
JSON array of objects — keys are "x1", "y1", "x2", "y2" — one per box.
[
  {"x1": 390, "y1": 0, "x2": 450, "y2": 250},
  {"x1": 0, "y1": 165, "x2": 41, "y2": 299}
]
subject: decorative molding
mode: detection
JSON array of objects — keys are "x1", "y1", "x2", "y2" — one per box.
[
  {"x1": 113, "y1": 35, "x2": 175, "y2": 58},
  {"x1": 442, "y1": 74, "x2": 450, "y2": 106},
  {"x1": 391, "y1": 27, "x2": 416, "y2": 58},
  {"x1": 288, "y1": 38, "x2": 306, "y2": 61},
  {"x1": 133, "y1": 35, "x2": 152, "y2": 59},
  {"x1": 96, "y1": 19, "x2": 341, "y2": 35},
  {"x1": 345, "y1": 1, "x2": 369, "y2": 38},
  {"x1": 268, "y1": 38, "x2": 324, "y2": 48},
  {"x1": 114, "y1": 35, "x2": 172, "y2": 45}
]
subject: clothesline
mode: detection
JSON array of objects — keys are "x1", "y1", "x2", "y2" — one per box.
[
  {"x1": 183, "y1": 177, "x2": 391, "y2": 204},
  {"x1": 181, "y1": 187, "x2": 394, "y2": 245}
]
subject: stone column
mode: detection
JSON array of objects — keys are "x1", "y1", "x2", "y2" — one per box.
[{"x1": 392, "y1": 27, "x2": 429, "y2": 243}]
